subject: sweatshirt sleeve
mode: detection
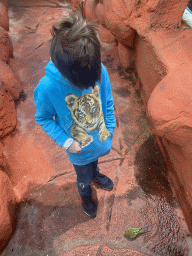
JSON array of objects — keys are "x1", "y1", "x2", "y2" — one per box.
[
  {"x1": 104, "y1": 67, "x2": 116, "y2": 135},
  {"x1": 33, "y1": 86, "x2": 69, "y2": 147}
]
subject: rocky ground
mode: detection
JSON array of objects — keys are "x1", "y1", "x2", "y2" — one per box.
[{"x1": 1, "y1": 1, "x2": 192, "y2": 255}]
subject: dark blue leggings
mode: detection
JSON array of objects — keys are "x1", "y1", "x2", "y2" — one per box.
[{"x1": 73, "y1": 160, "x2": 99, "y2": 199}]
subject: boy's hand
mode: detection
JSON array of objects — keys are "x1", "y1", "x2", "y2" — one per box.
[{"x1": 68, "y1": 140, "x2": 81, "y2": 154}]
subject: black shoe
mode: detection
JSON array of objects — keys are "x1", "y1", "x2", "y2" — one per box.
[
  {"x1": 82, "y1": 195, "x2": 97, "y2": 217},
  {"x1": 94, "y1": 173, "x2": 114, "y2": 191}
]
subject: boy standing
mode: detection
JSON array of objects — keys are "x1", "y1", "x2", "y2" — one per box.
[{"x1": 33, "y1": 11, "x2": 116, "y2": 217}]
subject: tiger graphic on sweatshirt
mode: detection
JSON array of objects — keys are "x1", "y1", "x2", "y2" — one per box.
[{"x1": 65, "y1": 85, "x2": 111, "y2": 147}]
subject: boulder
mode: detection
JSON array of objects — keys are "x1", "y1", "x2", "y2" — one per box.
[
  {"x1": 0, "y1": 2, "x2": 9, "y2": 31},
  {"x1": 95, "y1": 2, "x2": 105, "y2": 26},
  {"x1": 0, "y1": 170, "x2": 16, "y2": 250},
  {"x1": 128, "y1": 0, "x2": 189, "y2": 35},
  {"x1": 103, "y1": 0, "x2": 189, "y2": 37},
  {"x1": 118, "y1": 42, "x2": 135, "y2": 71},
  {"x1": 98, "y1": 24, "x2": 117, "y2": 45},
  {"x1": 0, "y1": 85, "x2": 17, "y2": 138},
  {"x1": 103, "y1": 0, "x2": 136, "y2": 47},
  {"x1": 117, "y1": 27, "x2": 136, "y2": 48},
  {"x1": 84, "y1": 0, "x2": 97, "y2": 22},
  {"x1": 0, "y1": 27, "x2": 14, "y2": 63},
  {"x1": 147, "y1": 64, "x2": 192, "y2": 226},
  {"x1": 0, "y1": 60, "x2": 23, "y2": 100},
  {"x1": 147, "y1": 64, "x2": 192, "y2": 147}
]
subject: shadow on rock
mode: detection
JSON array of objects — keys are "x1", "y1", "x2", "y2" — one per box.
[
  {"x1": 0, "y1": 201, "x2": 18, "y2": 254},
  {"x1": 132, "y1": 136, "x2": 189, "y2": 256},
  {"x1": 134, "y1": 135, "x2": 176, "y2": 206},
  {"x1": 2, "y1": 180, "x2": 97, "y2": 255}
]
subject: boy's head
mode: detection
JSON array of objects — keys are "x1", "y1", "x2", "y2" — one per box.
[{"x1": 50, "y1": 11, "x2": 101, "y2": 90}]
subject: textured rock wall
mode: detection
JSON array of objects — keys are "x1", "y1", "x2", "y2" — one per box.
[
  {"x1": 0, "y1": 0, "x2": 22, "y2": 250},
  {"x1": 0, "y1": 171, "x2": 16, "y2": 251},
  {"x1": 0, "y1": 3, "x2": 22, "y2": 138},
  {"x1": 72, "y1": 0, "x2": 192, "y2": 234},
  {"x1": 144, "y1": 29, "x2": 192, "y2": 232},
  {"x1": 134, "y1": 35, "x2": 167, "y2": 104},
  {"x1": 0, "y1": 0, "x2": 191, "y2": 247},
  {"x1": 147, "y1": 63, "x2": 192, "y2": 231}
]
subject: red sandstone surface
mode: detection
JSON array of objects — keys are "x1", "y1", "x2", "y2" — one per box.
[
  {"x1": 0, "y1": 2, "x2": 9, "y2": 31},
  {"x1": 0, "y1": 87, "x2": 17, "y2": 138},
  {"x1": 78, "y1": 0, "x2": 192, "y2": 237},
  {"x1": 0, "y1": 171, "x2": 16, "y2": 250},
  {"x1": 0, "y1": 26, "x2": 13, "y2": 62},
  {"x1": 0, "y1": 0, "x2": 192, "y2": 255}
]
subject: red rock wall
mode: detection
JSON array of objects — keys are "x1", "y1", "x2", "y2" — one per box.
[
  {"x1": 134, "y1": 32, "x2": 192, "y2": 234},
  {"x1": 0, "y1": 0, "x2": 191, "y2": 246},
  {"x1": 73, "y1": 0, "x2": 192, "y2": 234},
  {"x1": 0, "y1": 0, "x2": 22, "y2": 250},
  {"x1": 0, "y1": 171, "x2": 16, "y2": 250},
  {"x1": 134, "y1": 35, "x2": 167, "y2": 104},
  {"x1": 135, "y1": 29, "x2": 192, "y2": 235}
]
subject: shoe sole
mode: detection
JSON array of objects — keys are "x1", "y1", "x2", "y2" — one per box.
[
  {"x1": 82, "y1": 202, "x2": 97, "y2": 217},
  {"x1": 83, "y1": 206, "x2": 97, "y2": 217},
  {"x1": 84, "y1": 210, "x2": 97, "y2": 217}
]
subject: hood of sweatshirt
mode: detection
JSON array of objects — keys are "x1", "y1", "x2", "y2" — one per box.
[{"x1": 45, "y1": 60, "x2": 68, "y2": 84}]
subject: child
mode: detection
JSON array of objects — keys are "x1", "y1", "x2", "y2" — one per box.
[{"x1": 33, "y1": 11, "x2": 116, "y2": 217}]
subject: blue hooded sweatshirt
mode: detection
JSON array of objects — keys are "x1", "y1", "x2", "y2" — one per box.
[{"x1": 33, "y1": 61, "x2": 116, "y2": 165}]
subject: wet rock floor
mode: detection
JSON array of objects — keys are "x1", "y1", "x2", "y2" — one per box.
[{"x1": 1, "y1": 0, "x2": 192, "y2": 255}]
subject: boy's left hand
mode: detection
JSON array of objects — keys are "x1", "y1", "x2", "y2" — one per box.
[{"x1": 68, "y1": 140, "x2": 81, "y2": 154}]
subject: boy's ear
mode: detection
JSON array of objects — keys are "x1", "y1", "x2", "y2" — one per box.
[
  {"x1": 92, "y1": 84, "x2": 100, "y2": 98},
  {"x1": 65, "y1": 94, "x2": 78, "y2": 109}
]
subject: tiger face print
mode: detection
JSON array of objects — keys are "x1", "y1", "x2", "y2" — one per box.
[
  {"x1": 65, "y1": 85, "x2": 111, "y2": 147},
  {"x1": 65, "y1": 85, "x2": 102, "y2": 132}
]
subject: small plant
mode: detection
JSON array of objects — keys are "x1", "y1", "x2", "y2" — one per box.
[
  {"x1": 79, "y1": 0, "x2": 83, "y2": 10},
  {"x1": 92, "y1": 0, "x2": 95, "y2": 8},
  {"x1": 78, "y1": 0, "x2": 85, "y2": 18}
]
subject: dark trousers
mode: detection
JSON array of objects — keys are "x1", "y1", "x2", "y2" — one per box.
[{"x1": 73, "y1": 160, "x2": 99, "y2": 199}]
